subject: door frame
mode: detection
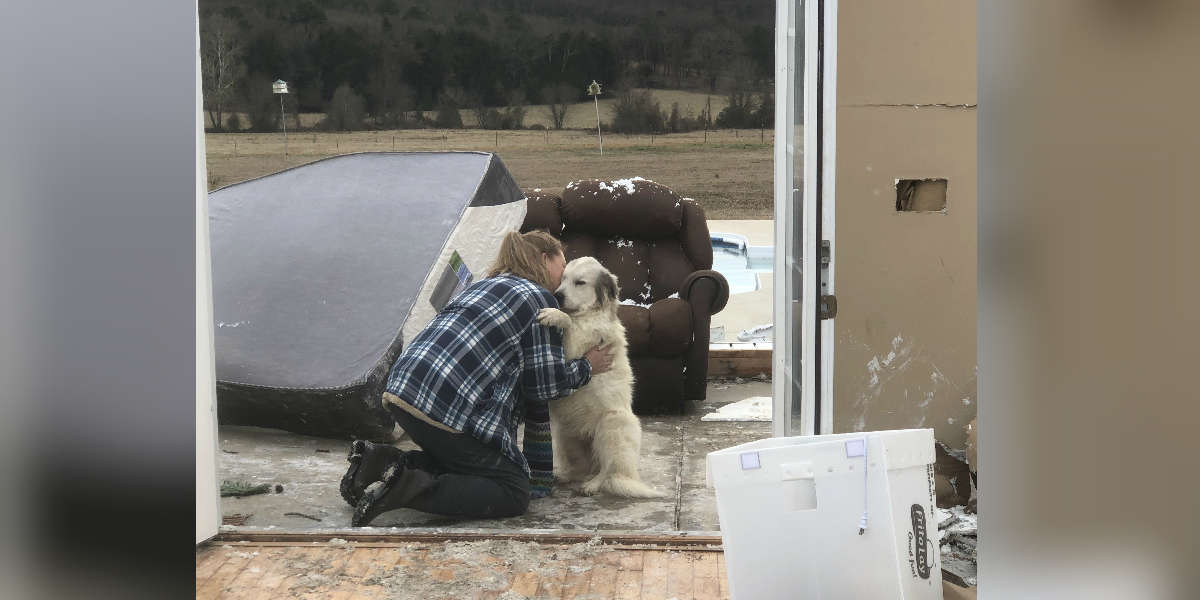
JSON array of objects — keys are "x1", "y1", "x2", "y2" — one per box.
[
  {"x1": 773, "y1": 0, "x2": 837, "y2": 437},
  {"x1": 195, "y1": 5, "x2": 220, "y2": 544}
]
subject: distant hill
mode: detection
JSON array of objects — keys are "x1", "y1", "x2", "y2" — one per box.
[{"x1": 200, "y1": 0, "x2": 774, "y2": 130}]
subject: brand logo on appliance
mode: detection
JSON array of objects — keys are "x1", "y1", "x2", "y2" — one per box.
[{"x1": 909, "y1": 504, "x2": 932, "y2": 579}]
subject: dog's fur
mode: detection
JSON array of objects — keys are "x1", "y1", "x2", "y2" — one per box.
[{"x1": 537, "y1": 257, "x2": 665, "y2": 498}]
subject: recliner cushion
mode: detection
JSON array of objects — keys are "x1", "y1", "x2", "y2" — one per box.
[
  {"x1": 646, "y1": 240, "x2": 694, "y2": 302},
  {"x1": 648, "y1": 298, "x2": 693, "y2": 356},
  {"x1": 561, "y1": 178, "x2": 683, "y2": 239},
  {"x1": 679, "y1": 198, "x2": 714, "y2": 270},
  {"x1": 618, "y1": 299, "x2": 692, "y2": 358},
  {"x1": 521, "y1": 190, "x2": 563, "y2": 235}
]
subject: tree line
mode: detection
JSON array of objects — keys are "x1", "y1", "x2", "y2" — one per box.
[{"x1": 201, "y1": 0, "x2": 775, "y2": 132}]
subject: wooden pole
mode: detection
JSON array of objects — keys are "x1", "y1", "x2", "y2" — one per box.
[
  {"x1": 594, "y1": 95, "x2": 604, "y2": 156},
  {"x1": 279, "y1": 94, "x2": 288, "y2": 159}
]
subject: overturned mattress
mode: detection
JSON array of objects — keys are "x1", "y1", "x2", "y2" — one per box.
[{"x1": 210, "y1": 152, "x2": 526, "y2": 439}]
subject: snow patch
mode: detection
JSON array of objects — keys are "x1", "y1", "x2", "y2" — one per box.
[
  {"x1": 701, "y1": 397, "x2": 772, "y2": 422},
  {"x1": 866, "y1": 357, "x2": 882, "y2": 387},
  {"x1": 738, "y1": 323, "x2": 773, "y2": 342},
  {"x1": 935, "y1": 505, "x2": 978, "y2": 587}
]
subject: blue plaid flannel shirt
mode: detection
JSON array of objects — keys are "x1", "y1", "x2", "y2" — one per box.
[{"x1": 384, "y1": 273, "x2": 591, "y2": 475}]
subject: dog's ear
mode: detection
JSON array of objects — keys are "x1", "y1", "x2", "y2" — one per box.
[{"x1": 598, "y1": 271, "x2": 619, "y2": 311}]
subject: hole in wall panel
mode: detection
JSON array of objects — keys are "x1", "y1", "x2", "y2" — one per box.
[{"x1": 895, "y1": 178, "x2": 948, "y2": 212}]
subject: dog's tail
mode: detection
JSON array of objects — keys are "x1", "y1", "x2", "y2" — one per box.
[{"x1": 604, "y1": 477, "x2": 669, "y2": 499}]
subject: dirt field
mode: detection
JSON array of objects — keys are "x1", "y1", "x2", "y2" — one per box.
[{"x1": 204, "y1": 127, "x2": 775, "y2": 219}]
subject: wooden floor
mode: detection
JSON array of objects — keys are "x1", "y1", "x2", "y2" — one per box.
[{"x1": 197, "y1": 539, "x2": 728, "y2": 599}]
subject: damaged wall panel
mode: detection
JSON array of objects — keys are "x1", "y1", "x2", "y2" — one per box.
[
  {"x1": 833, "y1": 1, "x2": 977, "y2": 448},
  {"x1": 837, "y1": 0, "x2": 977, "y2": 107},
  {"x1": 896, "y1": 178, "x2": 949, "y2": 212}
]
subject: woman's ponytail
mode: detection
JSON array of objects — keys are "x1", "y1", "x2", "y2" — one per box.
[{"x1": 487, "y1": 230, "x2": 564, "y2": 290}]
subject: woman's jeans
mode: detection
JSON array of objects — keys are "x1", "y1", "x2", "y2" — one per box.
[{"x1": 386, "y1": 404, "x2": 530, "y2": 518}]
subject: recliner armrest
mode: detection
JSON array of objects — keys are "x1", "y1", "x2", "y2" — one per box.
[{"x1": 679, "y1": 270, "x2": 730, "y2": 316}]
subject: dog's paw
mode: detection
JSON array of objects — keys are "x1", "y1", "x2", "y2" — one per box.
[
  {"x1": 580, "y1": 477, "x2": 604, "y2": 496},
  {"x1": 537, "y1": 307, "x2": 571, "y2": 329}
]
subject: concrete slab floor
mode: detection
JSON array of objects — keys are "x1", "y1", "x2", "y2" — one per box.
[{"x1": 217, "y1": 380, "x2": 772, "y2": 533}]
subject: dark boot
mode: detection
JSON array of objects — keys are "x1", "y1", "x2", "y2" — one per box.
[
  {"x1": 340, "y1": 440, "x2": 406, "y2": 507},
  {"x1": 351, "y1": 462, "x2": 436, "y2": 527}
]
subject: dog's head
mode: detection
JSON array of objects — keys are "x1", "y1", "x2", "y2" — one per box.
[{"x1": 553, "y1": 256, "x2": 619, "y2": 315}]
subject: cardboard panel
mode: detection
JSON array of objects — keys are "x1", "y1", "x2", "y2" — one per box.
[
  {"x1": 834, "y1": 104, "x2": 977, "y2": 448},
  {"x1": 838, "y1": 0, "x2": 977, "y2": 106}
]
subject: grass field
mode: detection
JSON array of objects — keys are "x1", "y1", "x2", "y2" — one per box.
[
  {"x1": 214, "y1": 88, "x2": 733, "y2": 132},
  {"x1": 204, "y1": 126, "x2": 775, "y2": 219},
  {"x1": 476, "y1": 88, "x2": 732, "y2": 130}
]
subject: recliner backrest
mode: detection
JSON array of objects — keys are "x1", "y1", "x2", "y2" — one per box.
[{"x1": 522, "y1": 178, "x2": 713, "y2": 302}]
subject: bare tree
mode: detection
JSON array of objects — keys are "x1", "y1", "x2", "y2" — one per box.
[
  {"x1": 502, "y1": 90, "x2": 527, "y2": 129},
  {"x1": 323, "y1": 84, "x2": 366, "y2": 131},
  {"x1": 663, "y1": 31, "x2": 688, "y2": 88},
  {"x1": 468, "y1": 93, "x2": 496, "y2": 129},
  {"x1": 201, "y1": 17, "x2": 243, "y2": 130},
  {"x1": 692, "y1": 28, "x2": 739, "y2": 93},
  {"x1": 542, "y1": 83, "x2": 575, "y2": 129}
]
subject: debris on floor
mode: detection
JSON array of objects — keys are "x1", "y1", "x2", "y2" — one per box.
[
  {"x1": 222, "y1": 513, "x2": 251, "y2": 526},
  {"x1": 936, "y1": 505, "x2": 978, "y2": 587},
  {"x1": 935, "y1": 442, "x2": 974, "y2": 508},
  {"x1": 964, "y1": 417, "x2": 978, "y2": 474},
  {"x1": 221, "y1": 480, "x2": 273, "y2": 497},
  {"x1": 737, "y1": 323, "x2": 773, "y2": 342},
  {"x1": 710, "y1": 324, "x2": 726, "y2": 342},
  {"x1": 197, "y1": 537, "x2": 725, "y2": 598},
  {"x1": 284, "y1": 512, "x2": 322, "y2": 522},
  {"x1": 700, "y1": 396, "x2": 772, "y2": 422}
]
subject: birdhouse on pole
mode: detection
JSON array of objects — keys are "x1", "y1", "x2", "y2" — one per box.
[
  {"x1": 588, "y1": 80, "x2": 603, "y2": 155},
  {"x1": 273, "y1": 80, "x2": 290, "y2": 158}
]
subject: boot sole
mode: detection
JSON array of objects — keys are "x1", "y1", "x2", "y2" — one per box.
[
  {"x1": 339, "y1": 440, "x2": 368, "y2": 507},
  {"x1": 351, "y1": 465, "x2": 403, "y2": 527}
]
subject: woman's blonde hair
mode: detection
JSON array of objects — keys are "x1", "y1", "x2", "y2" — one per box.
[{"x1": 488, "y1": 230, "x2": 564, "y2": 290}]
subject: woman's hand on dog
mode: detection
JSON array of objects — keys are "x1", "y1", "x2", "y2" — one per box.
[{"x1": 585, "y1": 344, "x2": 615, "y2": 375}]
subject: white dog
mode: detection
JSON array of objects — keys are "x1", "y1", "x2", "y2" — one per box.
[{"x1": 537, "y1": 257, "x2": 666, "y2": 498}]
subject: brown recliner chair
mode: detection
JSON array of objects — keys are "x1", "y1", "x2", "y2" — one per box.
[{"x1": 521, "y1": 178, "x2": 730, "y2": 414}]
